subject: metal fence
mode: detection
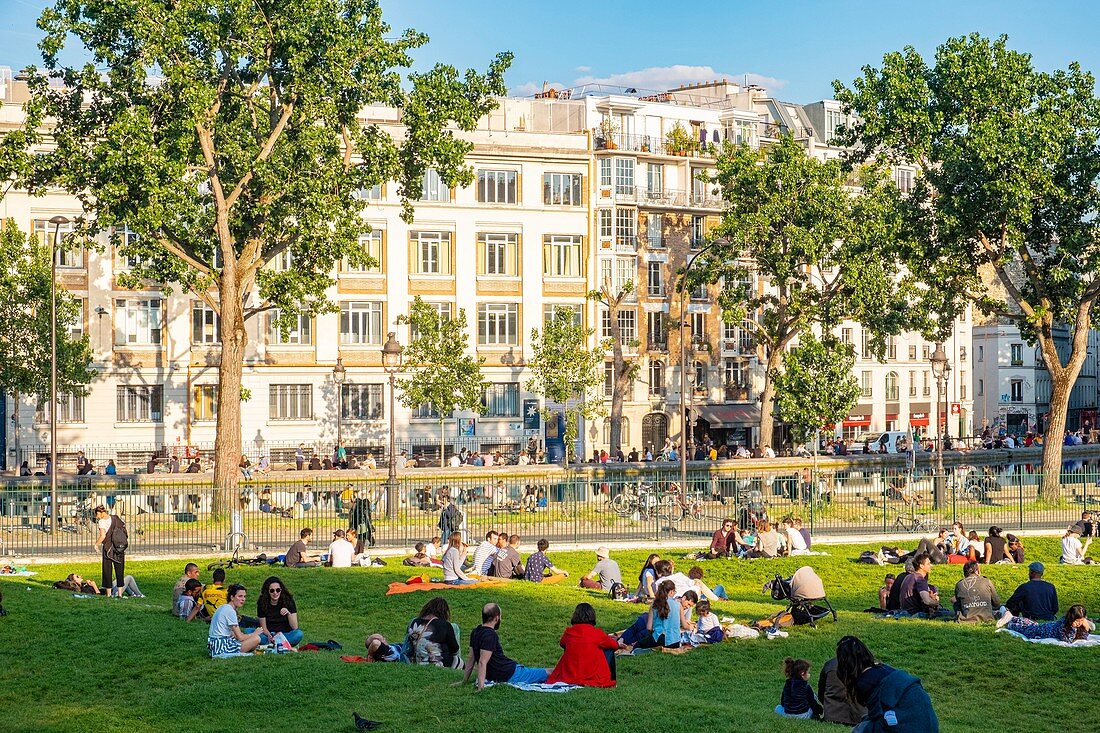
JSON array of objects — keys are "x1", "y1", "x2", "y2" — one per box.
[{"x1": 2, "y1": 461, "x2": 1098, "y2": 558}]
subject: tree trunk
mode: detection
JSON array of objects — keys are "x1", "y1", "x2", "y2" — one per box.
[
  {"x1": 212, "y1": 278, "x2": 246, "y2": 518},
  {"x1": 757, "y1": 348, "x2": 783, "y2": 451},
  {"x1": 10, "y1": 390, "x2": 20, "y2": 475},
  {"x1": 1036, "y1": 317, "x2": 1089, "y2": 502}
]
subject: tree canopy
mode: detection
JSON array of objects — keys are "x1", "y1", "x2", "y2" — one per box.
[{"x1": 772, "y1": 335, "x2": 860, "y2": 445}]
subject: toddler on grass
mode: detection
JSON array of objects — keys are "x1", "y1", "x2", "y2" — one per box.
[{"x1": 775, "y1": 657, "x2": 823, "y2": 720}]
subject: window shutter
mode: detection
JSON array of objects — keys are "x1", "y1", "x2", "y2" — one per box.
[
  {"x1": 513, "y1": 234, "x2": 521, "y2": 277},
  {"x1": 542, "y1": 235, "x2": 551, "y2": 276},
  {"x1": 476, "y1": 236, "x2": 485, "y2": 275},
  {"x1": 408, "y1": 232, "x2": 418, "y2": 274},
  {"x1": 441, "y1": 234, "x2": 453, "y2": 274},
  {"x1": 514, "y1": 172, "x2": 522, "y2": 204},
  {"x1": 378, "y1": 230, "x2": 387, "y2": 274}
]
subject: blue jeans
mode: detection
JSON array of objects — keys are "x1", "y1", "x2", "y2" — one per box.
[
  {"x1": 619, "y1": 613, "x2": 649, "y2": 646},
  {"x1": 244, "y1": 628, "x2": 303, "y2": 646},
  {"x1": 444, "y1": 578, "x2": 478, "y2": 585},
  {"x1": 712, "y1": 584, "x2": 729, "y2": 600},
  {"x1": 509, "y1": 665, "x2": 549, "y2": 685},
  {"x1": 775, "y1": 705, "x2": 814, "y2": 719}
]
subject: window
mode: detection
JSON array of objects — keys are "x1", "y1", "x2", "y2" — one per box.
[
  {"x1": 353, "y1": 183, "x2": 382, "y2": 201},
  {"x1": 647, "y1": 312, "x2": 667, "y2": 349},
  {"x1": 343, "y1": 231, "x2": 383, "y2": 273},
  {"x1": 35, "y1": 393, "x2": 86, "y2": 424},
  {"x1": 861, "y1": 371, "x2": 872, "y2": 397},
  {"x1": 603, "y1": 417, "x2": 630, "y2": 445},
  {"x1": 646, "y1": 213, "x2": 663, "y2": 247},
  {"x1": 117, "y1": 385, "x2": 163, "y2": 423},
  {"x1": 894, "y1": 168, "x2": 913, "y2": 194},
  {"x1": 908, "y1": 344, "x2": 917, "y2": 360},
  {"x1": 478, "y1": 303, "x2": 519, "y2": 345},
  {"x1": 960, "y1": 371, "x2": 967, "y2": 400},
  {"x1": 340, "y1": 301, "x2": 384, "y2": 345},
  {"x1": 407, "y1": 301, "x2": 453, "y2": 341},
  {"x1": 885, "y1": 372, "x2": 899, "y2": 401},
  {"x1": 598, "y1": 209, "x2": 613, "y2": 239},
  {"x1": 267, "y1": 311, "x2": 312, "y2": 345},
  {"x1": 647, "y1": 164, "x2": 663, "y2": 194},
  {"x1": 192, "y1": 385, "x2": 218, "y2": 421},
  {"x1": 923, "y1": 371, "x2": 930, "y2": 396},
  {"x1": 68, "y1": 298, "x2": 84, "y2": 339},
  {"x1": 1010, "y1": 379, "x2": 1023, "y2": 403},
  {"x1": 887, "y1": 337, "x2": 897, "y2": 360},
  {"x1": 543, "y1": 173, "x2": 582, "y2": 206},
  {"x1": 959, "y1": 346, "x2": 967, "y2": 362},
  {"x1": 604, "y1": 362, "x2": 614, "y2": 396},
  {"x1": 737, "y1": 319, "x2": 755, "y2": 352},
  {"x1": 977, "y1": 345, "x2": 984, "y2": 362},
  {"x1": 826, "y1": 109, "x2": 846, "y2": 140},
  {"x1": 647, "y1": 261, "x2": 664, "y2": 296},
  {"x1": 342, "y1": 384, "x2": 384, "y2": 420},
  {"x1": 600, "y1": 256, "x2": 635, "y2": 294},
  {"x1": 1010, "y1": 343, "x2": 1023, "y2": 365},
  {"x1": 691, "y1": 216, "x2": 705, "y2": 248},
  {"x1": 477, "y1": 169, "x2": 518, "y2": 204},
  {"x1": 908, "y1": 370, "x2": 917, "y2": 397},
  {"x1": 959, "y1": 309, "x2": 967, "y2": 323},
  {"x1": 412, "y1": 402, "x2": 451, "y2": 419},
  {"x1": 543, "y1": 235, "x2": 582, "y2": 278},
  {"x1": 861, "y1": 330, "x2": 871, "y2": 359},
  {"x1": 269, "y1": 384, "x2": 313, "y2": 420},
  {"x1": 693, "y1": 360, "x2": 708, "y2": 389},
  {"x1": 841, "y1": 327, "x2": 852, "y2": 346},
  {"x1": 922, "y1": 344, "x2": 930, "y2": 360},
  {"x1": 479, "y1": 233, "x2": 518, "y2": 276},
  {"x1": 543, "y1": 303, "x2": 582, "y2": 325},
  {"x1": 649, "y1": 360, "x2": 665, "y2": 395},
  {"x1": 599, "y1": 158, "x2": 612, "y2": 188},
  {"x1": 600, "y1": 308, "x2": 637, "y2": 343},
  {"x1": 419, "y1": 168, "x2": 449, "y2": 202},
  {"x1": 977, "y1": 378, "x2": 984, "y2": 396},
  {"x1": 191, "y1": 302, "x2": 220, "y2": 345},
  {"x1": 481, "y1": 383, "x2": 519, "y2": 417},
  {"x1": 411, "y1": 231, "x2": 452, "y2": 275},
  {"x1": 271, "y1": 250, "x2": 294, "y2": 272},
  {"x1": 690, "y1": 312, "x2": 706, "y2": 344},
  {"x1": 113, "y1": 225, "x2": 142, "y2": 268},
  {"x1": 724, "y1": 358, "x2": 747, "y2": 388},
  {"x1": 33, "y1": 219, "x2": 83, "y2": 268},
  {"x1": 114, "y1": 298, "x2": 162, "y2": 345},
  {"x1": 692, "y1": 168, "x2": 708, "y2": 203},
  {"x1": 614, "y1": 158, "x2": 634, "y2": 195},
  {"x1": 731, "y1": 119, "x2": 756, "y2": 146},
  {"x1": 691, "y1": 283, "x2": 707, "y2": 300},
  {"x1": 616, "y1": 208, "x2": 637, "y2": 246}
]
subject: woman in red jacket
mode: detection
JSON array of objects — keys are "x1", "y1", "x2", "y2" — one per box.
[{"x1": 546, "y1": 602, "x2": 620, "y2": 687}]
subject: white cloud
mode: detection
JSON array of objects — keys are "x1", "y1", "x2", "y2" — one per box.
[
  {"x1": 510, "y1": 80, "x2": 568, "y2": 97},
  {"x1": 511, "y1": 64, "x2": 787, "y2": 98}
]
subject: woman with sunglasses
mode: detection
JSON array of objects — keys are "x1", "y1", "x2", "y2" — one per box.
[{"x1": 245, "y1": 576, "x2": 303, "y2": 647}]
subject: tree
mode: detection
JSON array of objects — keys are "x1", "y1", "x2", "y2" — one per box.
[
  {"x1": 526, "y1": 308, "x2": 606, "y2": 464},
  {"x1": 833, "y1": 34, "x2": 1100, "y2": 500},
  {"x1": 395, "y1": 297, "x2": 486, "y2": 467},
  {"x1": 0, "y1": 221, "x2": 95, "y2": 467},
  {"x1": 689, "y1": 135, "x2": 916, "y2": 449},
  {"x1": 1, "y1": 0, "x2": 510, "y2": 510},
  {"x1": 772, "y1": 335, "x2": 860, "y2": 445},
  {"x1": 588, "y1": 282, "x2": 640, "y2": 455}
]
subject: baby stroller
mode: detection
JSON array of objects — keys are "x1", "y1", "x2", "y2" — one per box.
[{"x1": 762, "y1": 566, "x2": 837, "y2": 628}]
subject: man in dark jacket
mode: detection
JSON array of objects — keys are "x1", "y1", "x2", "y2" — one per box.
[
  {"x1": 818, "y1": 657, "x2": 866, "y2": 726},
  {"x1": 1005, "y1": 562, "x2": 1058, "y2": 620}
]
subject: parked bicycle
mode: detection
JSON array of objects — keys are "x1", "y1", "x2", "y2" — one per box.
[{"x1": 658, "y1": 481, "x2": 704, "y2": 523}]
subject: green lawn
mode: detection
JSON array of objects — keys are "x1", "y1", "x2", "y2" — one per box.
[{"x1": 2, "y1": 539, "x2": 1098, "y2": 733}]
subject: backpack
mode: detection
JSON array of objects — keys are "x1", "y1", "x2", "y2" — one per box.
[
  {"x1": 108, "y1": 515, "x2": 129, "y2": 555},
  {"x1": 608, "y1": 582, "x2": 628, "y2": 601}
]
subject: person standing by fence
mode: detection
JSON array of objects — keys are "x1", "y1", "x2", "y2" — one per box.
[{"x1": 94, "y1": 505, "x2": 127, "y2": 597}]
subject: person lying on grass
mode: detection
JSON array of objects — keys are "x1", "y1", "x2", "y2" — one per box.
[
  {"x1": 523, "y1": 539, "x2": 569, "y2": 583},
  {"x1": 54, "y1": 573, "x2": 99, "y2": 595},
  {"x1": 546, "y1": 602, "x2": 619, "y2": 687},
  {"x1": 454, "y1": 603, "x2": 550, "y2": 691},
  {"x1": 364, "y1": 633, "x2": 404, "y2": 662},
  {"x1": 997, "y1": 603, "x2": 1095, "y2": 642},
  {"x1": 242, "y1": 576, "x2": 303, "y2": 646},
  {"x1": 208, "y1": 584, "x2": 264, "y2": 658}
]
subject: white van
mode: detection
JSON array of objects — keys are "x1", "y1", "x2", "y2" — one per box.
[{"x1": 853, "y1": 431, "x2": 912, "y2": 454}]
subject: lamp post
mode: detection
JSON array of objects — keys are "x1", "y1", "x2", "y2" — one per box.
[
  {"x1": 332, "y1": 357, "x2": 346, "y2": 461},
  {"x1": 679, "y1": 239, "x2": 722, "y2": 495},
  {"x1": 48, "y1": 215, "x2": 70, "y2": 530},
  {"x1": 381, "y1": 332, "x2": 403, "y2": 517},
  {"x1": 930, "y1": 342, "x2": 950, "y2": 509}
]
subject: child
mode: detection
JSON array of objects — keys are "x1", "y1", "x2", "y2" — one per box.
[
  {"x1": 364, "y1": 633, "x2": 403, "y2": 662},
  {"x1": 404, "y1": 542, "x2": 432, "y2": 567},
  {"x1": 693, "y1": 599, "x2": 724, "y2": 644},
  {"x1": 775, "y1": 657, "x2": 823, "y2": 720}
]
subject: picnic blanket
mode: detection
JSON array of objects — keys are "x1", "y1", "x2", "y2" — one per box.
[
  {"x1": 385, "y1": 573, "x2": 567, "y2": 595},
  {"x1": 484, "y1": 681, "x2": 584, "y2": 693},
  {"x1": 0, "y1": 569, "x2": 35, "y2": 577},
  {"x1": 996, "y1": 628, "x2": 1100, "y2": 647}
]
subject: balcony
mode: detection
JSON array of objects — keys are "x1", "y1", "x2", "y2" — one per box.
[
  {"x1": 724, "y1": 385, "x2": 751, "y2": 402},
  {"x1": 647, "y1": 339, "x2": 668, "y2": 352},
  {"x1": 647, "y1": 285, "x2": 666, "y2": 297},
  {"x1": 632, "y1": 188, "x2": 724, "y2": 211},
  {"x1": 692, "y1": 340, "x2": 711, "y2": 353},
  {"x1": 646, "y1": 234, "x2": 665, "y2": 249},
  {"x1": 615, "y1": 235, "x2": 638, "y2": 253},
  {"x1": 721, "y1": 339, "x2": 754, "y2": 356},
  {"x1": 690, "y1": 191, "x2": 724, "y2": 208}
]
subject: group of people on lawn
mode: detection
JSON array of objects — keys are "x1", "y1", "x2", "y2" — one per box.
[{"x1": 706, "y1": 515, "x2": 813, "y2": 559}]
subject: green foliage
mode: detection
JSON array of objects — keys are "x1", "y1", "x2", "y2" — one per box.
[
  {"x1": 772, "y1": 335, "x2": 860, "y2": 443},
  {"x1": 396, "y1": 296, "x2": 486, "y2": 425},
  {"x1": 0, "y1": 221, "x2": 94, "y2": 401},
  {"x1": 526, "y1": 309, "x2": 606, "y2": 462}
]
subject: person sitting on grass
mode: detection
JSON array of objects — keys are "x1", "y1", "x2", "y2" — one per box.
[
  {"x1": 172, "y1": 563, "x2": 200, "y2": 605},
  {"x1": 707, "y1": 519, "x2": 736, "y2": 558},
  {"x1": 750, "y1": 519, "x2": 781, "y2": 558},
  {"x1": 187, "y1": 568, "x2": 228, "y2": 621},
  {"x1": 364, "y1": 633, "x2": 404, "y2": 662},
  {"x1": 898, "y1": 552, "x2": 951, "y2": 619},
  {"x1": 244, "y1": 576, "x2": 303, "y2": 647},
  {"x1": 284, "y1": 528, "x2": 320, "y2": 568},
  {"x1": 491, "y1": 535, "x2": 524, "y2": 579},
  {"x1": 633, "y1": 580, "x2": 684, "y2": 650},
  {"x1": 998, "y1": 603, "x2": 1095, "y2": 642},
  {"x1": 1061, "y1": 527, "x2": 1090, "y2": 565},
  {"x1": 54, "y1": 573, "x2": 99, "y2": 595},
  {"x1": 523, "y1": 539, "x2": 569, "y2": 583},
  {"x1": 984, "y1": 525, "x2": 1013, "y2": 564},
  {"x1": 470, "y1": 530, "x2": 501, "y2": 576},
  {"x1": 405, "y1": 597, "x2": 461, "y2": 668},
  {"x1": 635, "y1": 553, "x2": 661, "y2": 600},
  {"x1": 775, "y1": 657, "x2": 823, "y2": 720},
  {"x1": 208, "y1": 584, "x2": 264, "y2": 658},
  {"x1": 454, "y1": 603, "x2": 550, "y2": 691},
  {"x1": 818, "y1": 656, "x2": 866, "y2": 727},
  {"x1": 878, "y1": 573, "x2": 895, "y2": 610},
  {"x1": 580, "y1": 547, "x2": 621, "y2": 591},
  {"x1": 1007, "y1": 534, "x2": 1026, "y2": 564},
  {"x1": 1005, "y1": 562, "x2": 1059, "y2": 621},
  {"x1": 782, "y1": 517, "x2": 810, "y2": 556},
  {"x1": 442, "y1": 532, "x2": 478, "y2": 585},
  {"x1": 546, "y1": 602, "x2": 619, "y2": 688},
  {"x1": 835, "y1": 635, "x2": 939, "y2": 732},
  {"x1": 952, "y1": 561, "x2": 1002, "y2": 623},
  {"x1": 328, "y1": 529, "x2": 355, "y2": 568},
  {"x1": 404, "y1": 542, "x2": 433, "y2": 568},
  {"x1": 691, "y1": 599, "x2": 724, "y2": 644},
  {"x1": 654, "y1": 559, "x2": 725, "y2": 601},
  {"x1": 176, "y1": 579, "x2": 203, "y2": 620}
]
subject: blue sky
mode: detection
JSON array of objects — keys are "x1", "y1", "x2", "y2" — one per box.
[{"x1": 2, "y1": 0, "x2": 1098, "y2": 103}]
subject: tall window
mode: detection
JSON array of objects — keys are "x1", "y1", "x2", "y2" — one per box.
[
  {"x1": 885, "y1": 372, "x2": 899, "y2": 401},
  {"x1": 977, "y1": 378, "x2": 984, "y2": 396},
  {"x1": 36, "y1": 393, "x2": 86, "y2": 424},
  {"x1": 724, "y1": 358, "x2": 747, "y2": 388},
  {"x1": 1010, "y1": 343, "x2": 1023, "y2": 365},
  {"x1": 478, "y1": 303, "x2": 518, "y2": 345},
  {"x1": 543, "y1": 303, "x2": 582, "y2": 325},
  {"x1": 598, "y1": 209, "x2": 613, "y2": 239},
  {"x1": 340, "y1": 301, "x2": 384, "y2": 345},
  {"x1": 693, "y1": 360, "x2": 708, "y2": 388},
  {"x1": 887, "y1": 337, "x2": 897, "y2": 360},
  {"x1": 269, "y1": 384, "x2": 313, "y2": 420},
  {"x1": 841, "y1": 327, "x2": 852, "y2": 346},
  {"x1": 601, "y1": 309, "x2": 637, "y2": 343},
  {"x1": 192, "y1": 385, "x2": 218, "y2": 421},
  {"x1": 477, "y1": 169, "x2": 518, "y2": 204},
  {"x1": 959, "y1": 346, "x2": 967, "y2": 362},
  {"x1": 647, "y1": 312, "x2": 667, "y2": 349},
  {"x1": 600, "y1": 256, "x2": 635, "y2": 294},
  {"x1": 411, "y1": 231, "x2": 452, "y2": 275},
  {"x1": 543, "y1": 173, "x2": 582, "y2": 206},
  {"x1": 543, "y1": 235, "x2": 582, "y2": 278},
  {"x1": 908, "y1": 344, "x2": 917, "y2": 360},
  {"x1": 343, "y1": 231, "x2": 383, "y2": 273},
  {"x1": 861, "y1": 371, "x2": 872, "y2": 397},
  {"x1": 861, "y1": 330, "x2": 871, "y2": 359},
  {"x1": 33, "y1": 219, "x2": 83, "y2": 268},
  {"x1": 615, "y1": 208, "x2": 636, "y2": 245},
  {"x1": 342, "y1": 384, "x2": 384, "y2": 420},
  {"x1": 909, "y1": 370, "x2": 917, "y2": 397},
  {"x1": 646, "y1": 213, "x2": 663, "y2": 247},
  {"x1": 68, "y1": 298, "x2": 85, "y2": 339},
  {"x1": 647, "y1": 163, "x2": 663, "y2": 194},
  {"x1": 977, "y1": 345, "x2": 984, "y2": 362},
  {"x1": 117, "y1": 385, "x2": 163, "y2": 422},
  {"x1": 604, "y1": 362, "x2": 614, "y2": 396},
  {"x1": 603, "y1": 417, "x2": 630, "y2": 445},
  {"x1": 614, "y1": 158, "x2": 634, "y2": 194},
  {"x1": 599, "y1": 158, "x2": 612, "y2": 188},
  {"x1": 113, "y1": 224, "x2": 142, "y2": 268},
  {"x1": 826, "y1": 109, "x2": 846, "y2": 140},
  {"x1": 271, "y1": 250, "x2": 294, "y2": 272},
  {"x1": 923, "y1": 371, "x2": 930, "y2": 396},
  {"x1": 960, "y1": 371, "x2": 967, "y2": 400},
  {"x1": 192, "y1": 303, "x2": 220, "y2": 345},
  {"x1": 649, "y1": 360, "x2": 664, "y2": 395},
  {"x1": 479, "y1": 233, "x2": 518, "y2": 276},
  {"x1": 419, "y1": 168, "x2": 449, "y2": 202},
  {"x1": 690, "y1": 312, "x2": 706, "y2": 343},
  {"x1": 115, "y1": 298, "x2": 162, "y2": 345},
  {"x1": 894, "y1": 168, "x2": 913, "y2": 194},
  {"x1": 267, "y1": 311, "x2": 312, "y2": 345},
  {"x1": 481, "y1": 383, "x2": 519, "y2": 417},
  {"x1": 691, "y1": 216, "x2": 705, "y2": 248},
  {"x1": 647, "y1": 261, "x2": 664, "y2": 296},
  {"x1": 1010, "y1": 379, "x2": 1023, "y2": 403}
]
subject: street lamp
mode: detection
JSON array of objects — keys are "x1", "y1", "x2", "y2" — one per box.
[
  {"x1": 679, "y1": 239, "x2": 722, "y2": 494},
  {"x1": 332, "y1": 356, "x2": 346, "y2": 458},
  {"x1": 930, "y1": 342, "x2": 950, "y2": 508},
  {"x1": 381, "y1": 332, "x2": 403, "y2": 517},
  {"x1": 48, "y1": 215, "x2": 70, "y2": 530}
]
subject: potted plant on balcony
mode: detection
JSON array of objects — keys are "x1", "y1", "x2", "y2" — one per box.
[
  {"x1": 666, "y1": 123, "x2": 692, "y2": 156},
  {"x1": 599, "y1": 117, "x2": 619, "y2": 150}
]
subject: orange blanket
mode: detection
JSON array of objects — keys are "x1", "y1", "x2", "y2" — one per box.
[{"x1": 385, "y1": 573, "x2": 568, "y2": 595}]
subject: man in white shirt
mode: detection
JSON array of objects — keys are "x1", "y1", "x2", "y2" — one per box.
[
  {"x1": 449, "y1": 453, "x2": 462, "y2": 467},
  {"x1": 782, "y1": 518, "x2": 809, "y2": 555},
  {"x1": 470, "y1": 530, "x2": 500, "y2": 575},
  {"x1": 483, "y1": 452, "x2": 495, "y2": 467},
  {"x1": 395, "y1": 450, "x2": 408, "y2": 470},
  {"x1": 762, "y1": 445, "x2": 777, "y2": 459},
  {"x1": 328, "y1": 529, "x2": 355, "y2": 568}
]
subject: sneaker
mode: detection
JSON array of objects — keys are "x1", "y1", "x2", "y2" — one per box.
[{"x1": 996, "y1": 610, "x2": 1013, "y2": 628}]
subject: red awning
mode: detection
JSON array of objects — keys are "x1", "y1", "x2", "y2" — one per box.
[
  {"x1": 909, "y1": 417, "x2": 929, "y2": 427},
  {"x1": 886, "y1": 413, "x2": 899, "y2": 422},
  {"x1": 843, "y1": 417, "x2": 872, "y2": 428}
]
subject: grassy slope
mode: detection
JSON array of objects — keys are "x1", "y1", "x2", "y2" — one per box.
[{"x1": 1, "y1": 539, "x2": 1098, "y2": 733}]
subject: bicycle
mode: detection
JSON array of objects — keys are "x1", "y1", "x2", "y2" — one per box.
[
  {"x1": 658, "y1": 482, "x2": 704, "y2": 524},
  {"x1": 891, "y1": 511, "x2": 939, "y2": 533},
  {"x1": 207, "y1": 545, "x2": 269, "y2": 571}
]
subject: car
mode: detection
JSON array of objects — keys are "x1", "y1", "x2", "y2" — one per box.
[{"x1": 852, "y1": 430, "x2": 913, "y2": 454}]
